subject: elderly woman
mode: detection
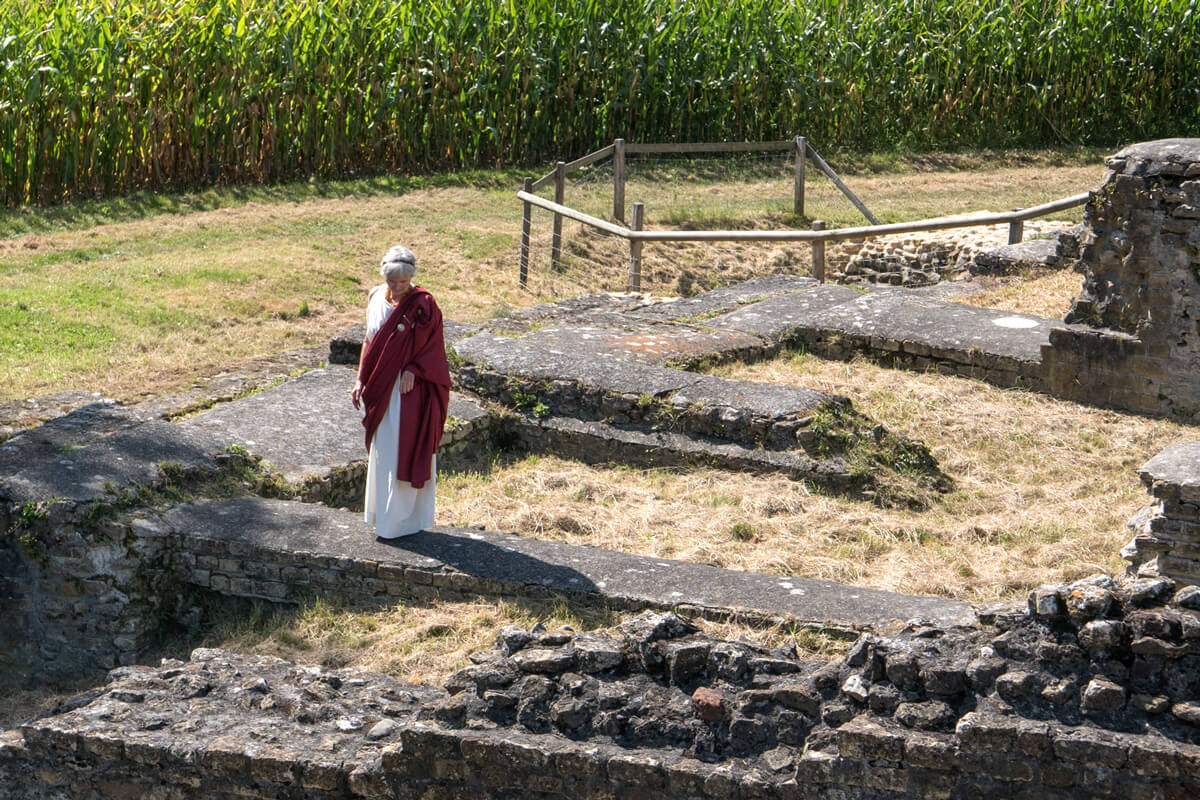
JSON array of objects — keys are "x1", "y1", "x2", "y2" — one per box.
[{"x1": 351, "y1": 246, "x2": 451, "y2": 539}]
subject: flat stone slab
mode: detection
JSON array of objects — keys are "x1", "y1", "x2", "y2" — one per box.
[
  {"x1": 180, "y1": 366, "x2": 367, "y2": 482},
  {"x1": 706, "y1": 284, "x2": 865, "y2": 341},
  {"x1": 1140, "y1": 441, "x2": 1200, "y2": 499},
  {"x1": 455, "y1": 333, "x2": 704, "y2": 398},
  {"x1": 0, "y1": 421, "x2": 222, "y2": 506},
  {"x1": 0, "y1": 400, "x2": 155, "y2": 481},
  {"x1": 517, "y1": 415, "x2": 850, "y2": 484},
  {"x1": 970, "y1": 238, "x2": 1061, "y2": 275},
  {"x1": 628, "y1": 275, "x2": 817, "y2": 322},
  {"x1": 180, "y1": 366, "x2": 488, "y2": 483},
  {"x1": 163, "y1": 498, "x2": 975, "y2": 630},
  {"x1": 799, "y1": 291, "x2": 1057, "y2": 365},
  {"x1": 665, "y1": 374, "x2": 834, "y2": 419},
  {"x1": 519, "y1": 319, "x2": 765, "y2": 367}
]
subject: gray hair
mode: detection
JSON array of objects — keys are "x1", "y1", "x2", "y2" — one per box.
[{"x1": 379, "y1": 245, "x2": 417, "y2": 279}]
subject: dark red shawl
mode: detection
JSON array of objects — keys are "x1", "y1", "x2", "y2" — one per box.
[{"x1": 358, "y1": 287, "x2": 451, "y2": 488}]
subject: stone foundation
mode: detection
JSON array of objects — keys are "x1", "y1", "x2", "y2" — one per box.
[
  {"x1": 6, "y1": 579, "x2": 1200, "y2": 799},
  {"x1": 829, "y1": 221, "x2": 1078, "y2": 287},
  {"x1": 1043, "y1": 139, "x2": 1200, "y2": 420}
]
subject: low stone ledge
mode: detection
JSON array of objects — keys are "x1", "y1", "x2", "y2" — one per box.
[
  {"x1": 511, "y1": 414, "x2": 855, "y2": 490},
  {"x1": 163, "y1": 497, "x2": 974, "y2": 631}
]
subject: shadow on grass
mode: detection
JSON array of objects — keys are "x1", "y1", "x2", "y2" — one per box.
[{"x1": 0, "y1": 168, "x2": 531, "y2": 239}]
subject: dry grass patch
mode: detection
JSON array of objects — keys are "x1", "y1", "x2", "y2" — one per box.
[
  {"x1": 954, "y1": 268, "x2": 1083, "y2": 319},
  {"x1": 440, "y1": 359, "x2": 1195, "y2": 603},
  {"x1": 193, "y1": 594, "x2": 847, "y2": 688}
]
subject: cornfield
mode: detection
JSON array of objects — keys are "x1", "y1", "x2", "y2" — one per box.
[{"x1": 2, "y1": 0, "x2": 1197, "y2": 205}]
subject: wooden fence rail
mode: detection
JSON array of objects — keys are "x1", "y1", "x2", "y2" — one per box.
[
  {"x1": 516, "y1": 137, "x2": 1089, "y2": 291},
  {"x1": 516, "y1": 189, "x2": 1089, "y2": 290}
]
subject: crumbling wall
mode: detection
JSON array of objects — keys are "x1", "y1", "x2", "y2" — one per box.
[
  {"x1": 1124, "y1": 441, "x2": 1200, "y2": 586},
  {"x1": 6, "y1": 585, "x2": 1200, "y2": 799},
  {"x1": 1043, "y1": 139, "x2": 1200, "y2": 420}
]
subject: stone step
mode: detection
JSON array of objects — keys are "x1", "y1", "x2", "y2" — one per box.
[
  {"x1": 707, "y1": 289, "x2": 1069, "y2": 388},
  {"x1": 453, "y1": 332, "x2": 839, "y2": 447},
  {"x1": 512, "y1": 414, "x2": 856, "y2": 490},
  {"x1": 163, "y1": 497, "x2": 975, "y2": 632}
]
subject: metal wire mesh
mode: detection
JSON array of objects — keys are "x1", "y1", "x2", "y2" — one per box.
[{"x1": 522, "y1": 149, "x2": 814, "y2": 300}]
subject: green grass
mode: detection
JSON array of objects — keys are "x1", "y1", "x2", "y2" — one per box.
[
  {"x1": 1, "y1": 0, "x2": 1196, "y2": 205},
  {"x1": 0, "y1": 151, "x2": 1104, "y2": 404}
]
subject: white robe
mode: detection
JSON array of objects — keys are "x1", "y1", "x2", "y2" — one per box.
[{"x1": 363, "y1": 285, "x2": 436, "y2": 538}]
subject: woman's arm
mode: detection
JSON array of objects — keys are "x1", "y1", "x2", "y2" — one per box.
[{"x1": 351, "y1": 288, "x2": 381, "y2": 409}]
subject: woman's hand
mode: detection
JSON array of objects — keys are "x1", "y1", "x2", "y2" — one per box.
[
  {"x1": 350, "y1": 380, "x2": 364, "y2": 409},
  {"x1": 399, "y1": 370, "x2": 416, "y2": 394}
]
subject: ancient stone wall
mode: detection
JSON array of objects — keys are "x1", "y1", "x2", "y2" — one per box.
[
  {"x1": 1124, "y1": 441, "x2": 1200, "y2": 586},
  {"x1": 1043, "y1": 139, "x2": 1200, "y2": 419},
  {"x1": 6, "y1": 587, "x2": 1200, "y2": 800},
  {"x1": 0, "y1": 504, "x2": 178, "y2": 686}
]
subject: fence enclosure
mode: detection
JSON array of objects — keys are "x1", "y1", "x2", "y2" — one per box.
[{"x1": 518, "y1": 138, "x2": 1089, "y2": 291}]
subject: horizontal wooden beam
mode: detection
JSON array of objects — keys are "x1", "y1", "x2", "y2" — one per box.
[
  {"x1": 623, "y1": 140, "x2": 793, "y2": 155},
  {"x1": 517, "y1": 191, "x2": 633, "y2": 238},
  {"x1": 626, "y1": 193, "x2": 1091, "y2": 243},
  {"x1": 516, "y1": 188, "x2": 1090, "y2": 245},
  {"x1": 529, "y1": 144, "x2": 617, "y2": 191}
]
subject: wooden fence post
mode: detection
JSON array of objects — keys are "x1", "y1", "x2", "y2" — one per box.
[
  {"x1": 811, "y1": 220, "x2": 826, "y2": 283},
  {"x1": 794, "y1": 136, "x2": 806, "y2": 218},
  {"x1": 628, "y1": 202, "x2": 644, "y2": 292},
  {"x1": 519, "y1": 177, "x2": 533, "y2": 288},
  {"x1": 613, "y1": 138, "x2": 626, "y2": 222},
  {"x1": 1008, "y1": 212, "x2": 1023, "y2": 245},
  {"x1": 551, "y1": 161, "x2": 566, "y2": 270}
]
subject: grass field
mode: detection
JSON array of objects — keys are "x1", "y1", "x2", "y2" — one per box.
[{"x1": 0, "y1": 149, "x2": 1103, "y2": 405}]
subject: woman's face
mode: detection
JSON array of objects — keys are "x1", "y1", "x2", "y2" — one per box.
[{"x1": 386, "y1": 272, "x2": 414, "y2": 298}]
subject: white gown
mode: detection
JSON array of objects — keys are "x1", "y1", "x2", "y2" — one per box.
[{"x1": 363, "y1": 286, "x2": 436, "y2": 538}]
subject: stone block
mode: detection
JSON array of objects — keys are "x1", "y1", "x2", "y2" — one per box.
[
  {"x1": 837, "y1": 716, "x2": 905, "y2": 763},
  {"x1": 1053, "y1": 727, "x2": 1130, "y2": 768}
]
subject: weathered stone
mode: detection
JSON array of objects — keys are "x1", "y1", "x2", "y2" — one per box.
[
  {"x1": 964, "y1": 657, "x2": 1007, "y2": 691},
  {"x1": 920, "y1": 664, "x2": 966, "y2": 697},
  {"x1": 1079, "y1": 620, "x2": 1129, "y2": 651},
  {"x1": 1174, "y1": 586, "x2": 1200, "y2": 611},
  {"x1": 1029, "y1": 584, "x2": 1067, "y2": 619},
  {"x1": 893, "y1": 701, "x2": 956, "y2": 731},
  {"x1": 511, "y1": 647, "x2": 577, "y2": 674},
  {"x1": 995, "y1": 670, "x2": 1042, "y2": 700},
  {"x1": 691, "y1": 687, "x2": 726, "y2": 722},
  {"x1": 1081, "y1": 676, "x2": 1126, "y2": 714},
  {"x1": 1173, "y1": 702, "x2": 1200, "y2": 726},
  {"x1": 366, "y1": 719, "x2": 398, "y2": 741},
  {"x1": 841, "y1": 674, "x2": 869, "y2": 703},
  {"x1": 1066, "y1": 584, "x2": 1114, "y2": 623}
]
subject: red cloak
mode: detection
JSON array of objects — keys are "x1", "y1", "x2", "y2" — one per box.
[{"x1": 358, "y1": 287, "x2": 451, "y2": 488}]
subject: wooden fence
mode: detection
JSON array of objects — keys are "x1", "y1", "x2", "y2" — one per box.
[{"x1": 517, "y1": 138, "x2": 1089, "y2": 290}]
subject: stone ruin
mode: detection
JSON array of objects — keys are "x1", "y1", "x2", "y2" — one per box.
[
  {"x1": 830, "y1": 220, "x2": 1083, "y2": 288},
  {"x1": 2, "y1": 140, "x2": 1200, "y2": 798},
  {"x1": 6, "y1": 572, "x2": 1200, "y2": 798},
  {"x1": 1044, "y1": 139, "x2": 1200, "y2": 419}
]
